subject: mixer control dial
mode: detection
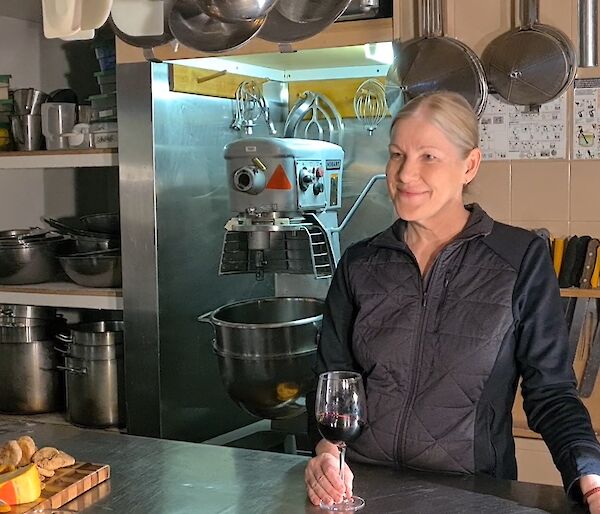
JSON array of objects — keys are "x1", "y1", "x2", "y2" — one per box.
[
  {"x1": 313, "y1": 182, "x2": 324, "y2": 195},
  {"x1": 315, "y1": 166, "x2": 325, "y2": 178},
  {"x1": 299, "y1": 167, "x2": 314, "y2": 191}
]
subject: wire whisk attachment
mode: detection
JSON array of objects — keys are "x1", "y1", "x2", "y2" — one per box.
[{"x1": 353, "y1": 79, "x2": 388, "y2": 136}]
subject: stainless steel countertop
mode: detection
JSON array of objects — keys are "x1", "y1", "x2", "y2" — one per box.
[{"x1": 0, "y1": 418, "x2": 587, "y2": 513}]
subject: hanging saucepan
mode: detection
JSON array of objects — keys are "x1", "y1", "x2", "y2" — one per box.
[
  {"x1": 258, "y1": 0, "x2": 352, "y2": 44},
  {"x1": 481, "y1": 0, "x2": 576, "y2": 107},
  {"x1": 109, "y1": 0, "x2": 176, "y2": 48},
  {"x1": 198, "y1": 0, "x2": 279, "y2": 23},
  {"x1": 385, "y1": 0, "x2": 488, "y2": 118},
  {"x1": 169, "y1": 0, "x2": 265, "y2": 53}
]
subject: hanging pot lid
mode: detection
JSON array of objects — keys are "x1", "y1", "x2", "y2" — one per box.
[
  {"x1": 274, "y1": 0, "x2": 352, "y2": 25},
  {"x1": 258, "y1": 0, "x2": 352, "y2": 43},
  {"x1": 481, "y1": 0, "x2": 576, "y2": 106},
  {"x1": 385, "y1": 0, "x2": 488, "y2": 118},
  {"x1": 169, "y1": 0, "x2": 264, "y2": 53},
  {"x1": 198, "y1": 0, "x2": 280, "y2": 23}
]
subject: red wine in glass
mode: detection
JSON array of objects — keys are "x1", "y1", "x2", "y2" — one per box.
[
  {"x1": 317, "y1": 413, "x2": 364, "y2": 445},
  {"x1": 315, "y1": 371, "x2": 367, "y2": 511}
]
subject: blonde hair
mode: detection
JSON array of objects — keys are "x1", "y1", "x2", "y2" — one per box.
[{"x1": 391, "y1": 91, "x2": 479, "y2": 158}]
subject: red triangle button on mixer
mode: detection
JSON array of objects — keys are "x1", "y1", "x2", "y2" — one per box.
[{"x1": 266, "y1": 164, "x2": 292, "y2": 190}]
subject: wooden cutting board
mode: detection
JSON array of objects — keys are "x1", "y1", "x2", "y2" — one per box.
[{"x1": 13, "y1": 462, "x2": 110, "y2": 513}]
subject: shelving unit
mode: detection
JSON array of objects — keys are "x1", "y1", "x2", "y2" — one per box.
[
  {"x1": 0, "y1": 282, "x2": 123, "y2": 310},
  {"x1": 559, "y1": 288, "x2": 600, "y2": 298},
  {"x1": 0, "y1": 149, "x2": 118, "y2": 169}
]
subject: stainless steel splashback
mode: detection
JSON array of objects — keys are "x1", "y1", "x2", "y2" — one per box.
[{"x1": 119, "y1": 62, "x2": 282, "y2": 440}]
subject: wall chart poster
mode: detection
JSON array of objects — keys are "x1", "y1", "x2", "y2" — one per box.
[
  {"x1": 573, "y1": 78, "x2": 600, "y2": 159},
  {"x1": 479, "y1": 93, "x2": 567, "y2": 160}
]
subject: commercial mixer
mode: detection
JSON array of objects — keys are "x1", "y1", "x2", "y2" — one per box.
[{"x1": 200, "y1": 136, "x2": 385, "y2": 453}]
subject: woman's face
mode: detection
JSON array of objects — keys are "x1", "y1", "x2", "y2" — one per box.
[{"x1": 386, "y1": 113, "x2": 481, "y2": 225}]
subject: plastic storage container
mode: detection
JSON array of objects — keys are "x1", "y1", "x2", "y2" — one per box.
[
  {"x1": 90, "y1": 121, "x2": 118, "y2": 149},
  {"x1": 94, "y1": 70, "x2": 117, "y2": 94},
  {"x1": 94, "y1": 42, "x2": 116, "y2": 72},
  {"x1": 89, "y1": 92, "x2": 117, "y2": 121},
  {"x1": 0, "y1": 75, "x2": 11, "y2": 100},
  {"x1": 0, "y1": 99, "x2": 13, "y2": 126}
]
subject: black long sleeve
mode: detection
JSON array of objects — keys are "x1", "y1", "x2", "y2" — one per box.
[{"x1": 514, "y1": 236, "x2": 600, "y2": 499}]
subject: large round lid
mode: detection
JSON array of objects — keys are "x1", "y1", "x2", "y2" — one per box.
[
  {"x1": 169, "y1": 0, "x2": 264, "y2": 53},
  {"x1": 386, "y1": 37, "x2": 488, "y2": 117},
  {"x1": 482, "y1": 29, "x2": 574, "y2": 106}
]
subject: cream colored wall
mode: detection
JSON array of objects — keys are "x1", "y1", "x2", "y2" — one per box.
[{"x1": 397, "y1": 0, "x2": 600, "y2": 238}]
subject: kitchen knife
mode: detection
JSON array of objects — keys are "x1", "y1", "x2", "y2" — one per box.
[
  {"x1": 579, "y1": 300, "x2": 600, "y2": 397},
  {"x1": 553, "y1": 237, "x2": 566, "y2": 278},
  {"x1": 591, "y1": 248, "x2": 600, "y2": 288},
  {"x1": 572, "y1": 235, "x2": 591, "y2": 287},
  {"x1": 558, "y1": 236, "x2": 578, "y2": 288},
  {"x1": 579, "y1": 238, "x2": 600, "y2": 288}
]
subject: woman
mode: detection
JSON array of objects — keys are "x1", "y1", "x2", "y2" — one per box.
[{"x1": 304, "y1": 91, "x2": 600, "y2": 512}]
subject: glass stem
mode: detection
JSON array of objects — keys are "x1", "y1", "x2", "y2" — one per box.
[{"x1": 338, "y1": 443, "x2": 346, "y2": 495}]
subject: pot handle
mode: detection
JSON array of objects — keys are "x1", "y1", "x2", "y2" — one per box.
[
  {"x1": 56, "y1": 333, "x2": 72, "y2": 343},
  {"x1": 56, "y1": 365, "x2": 87, "y2": 375},
  {"x1": 197, "y1": 310, "x2": 215, "y2": 325}
]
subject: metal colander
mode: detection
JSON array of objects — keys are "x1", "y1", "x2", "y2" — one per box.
[
  {"x1": 482, "y1": 0, "x2": 576, "y2": 106},
  {"x1": 385, "y1": 0, "x2": 488, "y2": 118}
]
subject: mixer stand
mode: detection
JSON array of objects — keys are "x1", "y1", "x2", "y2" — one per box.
[{"x1": 202, "y1": 414, "x2": 311, "y2": 456}]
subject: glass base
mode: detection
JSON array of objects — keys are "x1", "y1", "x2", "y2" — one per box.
[{"x1": 320, "y1": 495, "x2": 365, "y2": 511}]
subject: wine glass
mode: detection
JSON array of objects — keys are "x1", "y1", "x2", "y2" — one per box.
[{"x1": 315, "y1": 370, "x2": 367, "y2": 511}]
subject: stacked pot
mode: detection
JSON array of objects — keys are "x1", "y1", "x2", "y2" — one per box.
[
  {"x1": 0, "y1": 304, "x2": 65, "y2": 414},
  {"x1": 57, "y1": 320, "x2": 125, "y2": 428},
  {"x1": 0, "y1": 229, "x2": 68, "y2": 285}
]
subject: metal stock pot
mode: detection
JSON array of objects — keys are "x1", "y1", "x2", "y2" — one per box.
[
  {"x1": 57, "y1": 321, "x2": 125, "y2": 428},
  {"x1": 198, "y1": 297, "x2": 323, "y2": 420}
]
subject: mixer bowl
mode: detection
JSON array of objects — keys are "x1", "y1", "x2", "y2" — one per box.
[{"x1": 198, "y1": 296, "x2": 323, "y2": 420}]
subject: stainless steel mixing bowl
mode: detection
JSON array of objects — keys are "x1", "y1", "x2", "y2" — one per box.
[{"x1": 199, "y1": 297, "x2": 323, "y2": 419}]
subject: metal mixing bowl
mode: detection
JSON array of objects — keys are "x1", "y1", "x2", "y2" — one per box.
[
  {"x1": 80, "y1": 213, "x2": 120, "y2": 235},
  {"x1": 58, "y1": 250, "x2": 122, "y2": 288},
  {"x1": 199, "y1": 297, "x2": 323, "y2": 419}
]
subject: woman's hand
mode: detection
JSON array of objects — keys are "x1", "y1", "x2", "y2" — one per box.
[
  {"x1": 304, "y1": 439, "x2": 354, "y2": 506},
  {"x1": 581, "y1": 474, "x2": 600, "y2": 513}
]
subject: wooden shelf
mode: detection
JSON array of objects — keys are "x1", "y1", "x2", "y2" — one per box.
[
  {"x1": 0, "y1": 282, "x2": 123, "y2": 310},
  {"x1": 560, "y1": 288, "x2": 600, "y2": 298},
  {"x1": 0, "y1": 149, "x2": 118, "y2": 169}
]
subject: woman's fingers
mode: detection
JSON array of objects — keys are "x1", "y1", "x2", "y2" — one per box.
[{"x1": 304, "y1": 454, "x2": 351, "y2": 505}]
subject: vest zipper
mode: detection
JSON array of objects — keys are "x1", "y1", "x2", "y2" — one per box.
[
  {"x1": 394, "y1": 256, "x2": 436, "y2": 464},
  {"x1": 433, "y1": 271, "x2": 452, "y2": 334}
]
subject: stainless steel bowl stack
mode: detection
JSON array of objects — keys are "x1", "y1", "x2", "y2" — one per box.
[
  {"x1": 0, "y1": 304, "x2": 65, "y2": 414},
  {"x1": 0, "y1": 228, "x2": 68, "y2": 285},
  {"x1": 43, "y1": 215, "x2": 122, "y2": 288}
]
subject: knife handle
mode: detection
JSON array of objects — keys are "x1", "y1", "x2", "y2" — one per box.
[
  {"x1": 591, "y1": 250, "x2": 600, "y2": 289},
  {"x1": 553, "y1": 237, "x2": 565, "y2": 278},
  {"x1": 580, "y1": 239, "x2": 599, "y2": 289}
]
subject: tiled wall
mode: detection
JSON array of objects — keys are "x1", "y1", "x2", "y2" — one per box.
[
  {"x1": 397, "y1": 0, "x2": 600, "y2": 238},
  {"x1": 465, "y1": 160, "x2": 600, "y2": 238}
]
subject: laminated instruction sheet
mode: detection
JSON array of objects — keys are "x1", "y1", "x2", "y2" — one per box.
[
  {"x1": 573, "y1": 78, "x2": 600, "y2": 159},
  {"x1": 478, "y1": 93, "x2": 567, "y2": 160}
]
